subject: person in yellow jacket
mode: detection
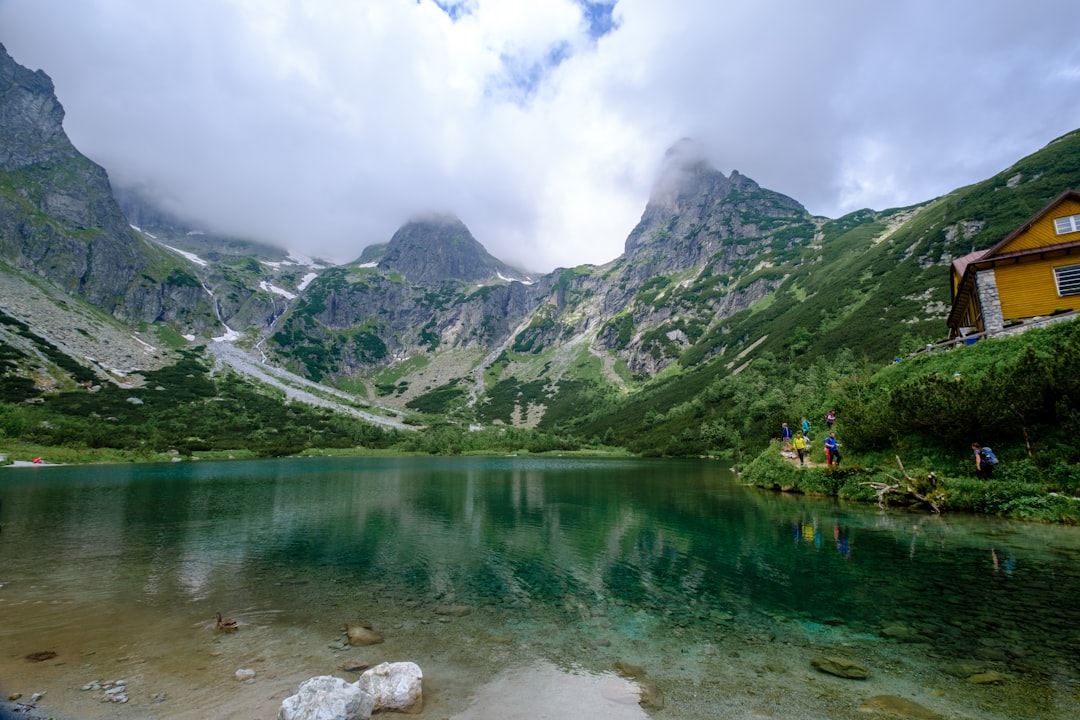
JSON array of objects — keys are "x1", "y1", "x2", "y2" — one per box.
[{"x1": 793, "y1": 432, "x2": 808, "y2": 466}]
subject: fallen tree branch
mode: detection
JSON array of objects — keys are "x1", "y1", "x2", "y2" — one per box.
[{"x1": 859, "y1": 456, "x2": 943, "y2": 513}]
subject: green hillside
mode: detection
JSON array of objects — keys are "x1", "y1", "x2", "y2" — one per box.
[{"x1": 569, "y1": 129, "x2": 1080, "y2": 456}]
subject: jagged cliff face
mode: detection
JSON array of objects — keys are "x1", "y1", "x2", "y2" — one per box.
[{"x1": 0, "y1": 43, "x2": 216, "y2": 331}]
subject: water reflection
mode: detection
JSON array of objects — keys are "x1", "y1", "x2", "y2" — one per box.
[{"x1": 1, "y1": 457, "x2": 1079, "y2": 719}]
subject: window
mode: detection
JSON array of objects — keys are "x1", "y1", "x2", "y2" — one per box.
[
  {"x1": 1054, "y1": 214, "x2": 1080, "y2": 235},
  {"x1": 1055, "y1": 263, "x2": 1080, "y2": 296}
]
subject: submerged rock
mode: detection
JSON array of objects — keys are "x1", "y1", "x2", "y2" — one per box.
[
  {"x1": 346, "y1": 623, "x2": 384, "y2": 646},
  {"x1": 941, "y1": 661, "x2": 985, "y2": 678},
  {"x1": 339, "y1": 660, "x2": 370, "y2": 673},
  {"x1": 811, "y1": 656, "x2": 869, "y2": 679},
  {"x1": 881, "y1": 624, "x2": 918, "y2": 641},
  {"x1": 968, "y1": 671, "x2": 1006, "y2": 685},
  {"x1": 638, "y1": 679, "x2": 665, "y2": 710},
  {"x1": 434, "y1": 604, "x2": 473, "y2": 617},
  {"x1": 859, "y1": 694, "x2": 941, "y2": 719},
  {"x1": 613, "y1": 661, "x2": 646, "y2": 678}
]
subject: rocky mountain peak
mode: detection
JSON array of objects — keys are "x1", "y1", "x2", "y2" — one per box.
[
  {"x1": 624, "y1": 140, "x2": 808, "y2": 258},
  {"x1": 375, "y1": 213, "x2": 523, "y2": 285},
  {"x1": 647, "y1": 137, "x2": 714, "y2": 209}
]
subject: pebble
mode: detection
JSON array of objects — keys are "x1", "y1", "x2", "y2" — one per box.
[{"x1": 235, "y1": 668, "x2": 256, "y2": 682}]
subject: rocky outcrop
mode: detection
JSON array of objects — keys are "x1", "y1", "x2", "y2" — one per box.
[{"x1": 0, "y1": 43, "x2": 217, "y2": 333}]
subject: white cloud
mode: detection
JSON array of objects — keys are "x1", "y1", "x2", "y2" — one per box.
[{"x1": 1, "y1": 0, "x2": 1078, "y2": 272}]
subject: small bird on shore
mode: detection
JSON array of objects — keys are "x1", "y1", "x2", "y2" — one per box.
[{"x1": 215, "y1": 612, "x2": 239, "y2": 632}]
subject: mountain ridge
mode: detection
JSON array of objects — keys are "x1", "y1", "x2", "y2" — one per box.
[{"x1": 3, "y1": 40, "x2": 1080, "y2": 451}]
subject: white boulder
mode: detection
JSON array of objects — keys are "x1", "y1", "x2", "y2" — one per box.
[
  {"x1": 356, "y1": 661, "x2": 424, "y2": 714},
  {"x1": 278, "y1": 675, "x2": 375, "y2": 720}
]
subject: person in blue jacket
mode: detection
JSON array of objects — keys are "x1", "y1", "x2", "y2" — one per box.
[{"x1": 824, "y1": 432, "x2": 841, "y2": 467}]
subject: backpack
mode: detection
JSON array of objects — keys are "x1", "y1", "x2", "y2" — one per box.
[{"x1": 980, "y1": 447, "x2": 999, "y2": 465}]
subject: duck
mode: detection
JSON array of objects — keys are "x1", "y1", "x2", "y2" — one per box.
[{"x1": 215, "y1": 612, "x2": 239, "y2": 632}]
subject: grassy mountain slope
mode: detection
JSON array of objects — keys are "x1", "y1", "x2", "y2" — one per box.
[{"x1": 566, "y1": 129, "x2": 1080, "y2": 454}]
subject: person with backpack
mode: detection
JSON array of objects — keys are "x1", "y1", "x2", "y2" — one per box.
[{"x1": 972, "y1": 442, "x2": 998, "y2": 479}]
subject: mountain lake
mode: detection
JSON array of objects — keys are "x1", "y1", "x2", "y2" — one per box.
[{"x1": 0, "y1": 456, "x2": 1078, "y2": 719}]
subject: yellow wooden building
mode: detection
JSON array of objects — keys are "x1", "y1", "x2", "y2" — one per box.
[{"x1": 947, "y1": 189, "x2": 1080, "y2": 339}]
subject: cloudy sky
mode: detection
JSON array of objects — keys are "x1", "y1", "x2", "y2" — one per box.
[{"x1": 2, "y1": 1, "x2": 1078, "y2": 272}]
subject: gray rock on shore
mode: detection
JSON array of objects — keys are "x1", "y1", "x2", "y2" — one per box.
[{"x1": 279, "y1": 661, "x2": 423, "y2": 720}]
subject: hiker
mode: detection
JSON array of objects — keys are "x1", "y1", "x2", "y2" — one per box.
[
  {"x1": 972, "y1": 442, "x2": 997, "y2": 479},
  {"x1": 781, "y1": 422, "x2": 792, "y2": 451},
  {"x1": 824, "y1": 432, "x2": 841, "y2": 467},
  {"x1": 801, "y1": 416, "x2": 811, "y2": 438},
  {"x1": 793, "y1": 432, "x2": 808, "y2": 466},
  {"x1": 824, "y1": 410, "x2": 836, "y2": 429}
]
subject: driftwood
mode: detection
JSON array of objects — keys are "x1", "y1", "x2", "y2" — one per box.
[{"x1": 860, "y1": 456, "x2": 943, "y2": 513}]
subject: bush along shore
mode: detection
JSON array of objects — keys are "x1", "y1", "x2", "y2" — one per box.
[{"x1": 741, "y1": 443, "x2": 1080, "y2": 524}]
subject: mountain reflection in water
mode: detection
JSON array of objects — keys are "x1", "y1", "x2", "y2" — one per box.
[{"x1": 0, "y1": 456, "x2": 1077, "y2": 720}]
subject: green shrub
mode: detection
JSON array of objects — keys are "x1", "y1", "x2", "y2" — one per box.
[{"x1": 742, "y1": 444, "x2": 801, "y2": 489}]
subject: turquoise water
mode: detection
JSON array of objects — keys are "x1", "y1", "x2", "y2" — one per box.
[{"x1": 1, "y1": 456, "x2": 1078, "y2": 719}]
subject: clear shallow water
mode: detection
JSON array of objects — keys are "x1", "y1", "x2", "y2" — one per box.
[{"x1": 0, "y1": 456, "x2": 1078, "y2": 719}]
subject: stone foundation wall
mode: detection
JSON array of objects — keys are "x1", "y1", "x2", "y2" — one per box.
[{"x1": 975, "y1": 269, "x2": 1003, "y2": 333}]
